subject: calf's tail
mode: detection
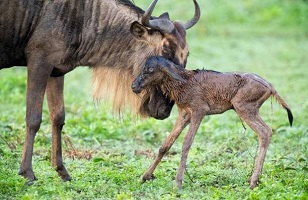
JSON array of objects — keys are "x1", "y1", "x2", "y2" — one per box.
[{"x1": 272, "y1": 91, "x2": 293, "y2": 126}]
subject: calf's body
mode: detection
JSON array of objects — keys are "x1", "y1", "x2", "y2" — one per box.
[{"x1": 132, "y1": 56, "x2": 293, "y2": 189}]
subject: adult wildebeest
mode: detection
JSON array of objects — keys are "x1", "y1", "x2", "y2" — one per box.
[{"x1": 0, "y1": 0, "x2": 200, "y2": 183}]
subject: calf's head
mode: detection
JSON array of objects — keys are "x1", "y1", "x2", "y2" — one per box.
[{"x1": 132, "y1": 56, "x2": 185, "y2": 94}]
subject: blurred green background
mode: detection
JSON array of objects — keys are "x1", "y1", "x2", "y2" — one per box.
[{"x1": 0, "y1": 0, "x2": 307, "y2": 199}]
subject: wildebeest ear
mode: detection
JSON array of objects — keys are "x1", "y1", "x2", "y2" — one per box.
[
  {"x1": 169, "y1": 72, "x2": 185, "y2": 82},
  {"x1": 130, "y1": 21, "x2": 149, "y2": 41},
  {"x1": 161, "y1": 66, "x2": 185, "y2": 82},
  {"x1": 159, "y1": 12, "x2": 170, "y2": 20}
]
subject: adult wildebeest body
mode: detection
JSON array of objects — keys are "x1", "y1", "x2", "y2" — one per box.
[{"x1": 0, "y1": 0, "x2": 200, "y2": 183}]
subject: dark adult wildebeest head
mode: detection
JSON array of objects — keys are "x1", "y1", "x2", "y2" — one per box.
[
  {"x1": 0, "y1": 0, "x2": 200, "y2": 183},
  {"x1": 92, "y1": 0, "x2": 200, "y2": 119}
]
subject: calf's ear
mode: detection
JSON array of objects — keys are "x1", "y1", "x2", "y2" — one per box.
[
  {"x1": 169, "y1": 72, "x2": 185, "y2": 82},
  {"x1": 161, "y1": 67, "x2": 185, "y2": 82},
  {"x1": 130, "y1": 21, "x2": 150, "y2": 42}
]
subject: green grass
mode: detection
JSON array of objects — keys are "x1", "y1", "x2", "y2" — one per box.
[{"x1": 1, "y1": 0, "x2": 308, "y2": 199}]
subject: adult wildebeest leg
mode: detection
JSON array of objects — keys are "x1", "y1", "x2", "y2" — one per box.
[
  {"x1": 142, "y1": 109, "x2": 190, "y2": 182},
  {"x1": 175, "y1": 113, "x2": 203, "y2": 189},
  {"x1": 19, "y1": 57, "x2": 53, "y2": 183},
  {"x1": 235, "y1": 106, "x2": 272, "y2": 189},
  {"x1": 46, "y1": 76, "x2": 71, "y2": 181}
]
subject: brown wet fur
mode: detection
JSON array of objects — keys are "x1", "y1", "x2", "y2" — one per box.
[{"x1": 133, "y1": 57, "x2": 293, "y2": 189}]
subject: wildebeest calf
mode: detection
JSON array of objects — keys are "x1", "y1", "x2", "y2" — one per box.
[{"x1": 131, "y1": 56, "x2": 293, "y2": 189}]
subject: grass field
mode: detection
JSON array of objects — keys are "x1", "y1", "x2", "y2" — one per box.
[{"x1": 0, "y1": 0, "x2": 307, "y2": 199}]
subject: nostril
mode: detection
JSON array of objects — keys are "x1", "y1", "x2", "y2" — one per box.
[
  {"x1": 131, "y1": 81, "x2": 138, "y2": 90},
  {"x1": 131, "y1": 83, "x2": 141, "y2": 93}
]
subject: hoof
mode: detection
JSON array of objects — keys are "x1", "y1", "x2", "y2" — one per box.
[
  {"x1": 141, "y1": 173, "x2": 155, "y2": 183},
  {"x1": 249, "y1": 179, "x2": 259, "y2": 189},
  {"x1": 56, "y1": 165, "x2": 72, "y2": 181},
  {"x1": 176, "y1": 180, "x2": 183, "y2": 189},
  {"x1": 18, "y1": 169, "x2": 37, "y2": 185},
  {"x1": 26, "y1": 179, "x2": 36, "y2": 186},
  {"x1": 61, "y1": 174, "x2": 72, "y2": 182}
]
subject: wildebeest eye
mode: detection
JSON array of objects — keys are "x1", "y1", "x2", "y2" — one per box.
[{"x1": 162, "y1": 46, "x2": 175, "y2": 59}]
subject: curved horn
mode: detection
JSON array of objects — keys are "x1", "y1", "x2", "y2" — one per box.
[
  {"x1": 147, "y1": 19, "x2": 175, "y2": 33},
  {"x1": 183, "y1": 0, "x2": 201, "y2": 30},
  {"x1": 141, "y1": 0, "x2": 158, "y2": 26},
  {"x1": 141, "y1": 0, "x2": 175, "y2": 33}
]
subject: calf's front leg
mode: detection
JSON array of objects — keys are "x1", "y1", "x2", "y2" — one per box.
[
  {"x1": 142, "y1": 109, "x2": 190, "y2": 182},
  {"x1": 46, "y1": 76, "x2": 71, "y2": 181},
  {"x1": 175, "y1": 113, "x2": 202, "y2": 189}
]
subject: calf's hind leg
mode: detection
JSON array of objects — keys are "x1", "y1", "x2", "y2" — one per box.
[
  {"x1": 236, "y1": 108, "x2": 272, "y2": 189},
  {"x1": 46, "y1": 76, "x2": 71, "y2": 181}
]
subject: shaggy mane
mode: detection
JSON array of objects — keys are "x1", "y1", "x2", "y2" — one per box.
[
  {"x1": 91, "y1": 67, "x2": 147, "y2": 116},
  {"x1": 116, "y1": 0, "x2": 144, "y2": 14}
]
